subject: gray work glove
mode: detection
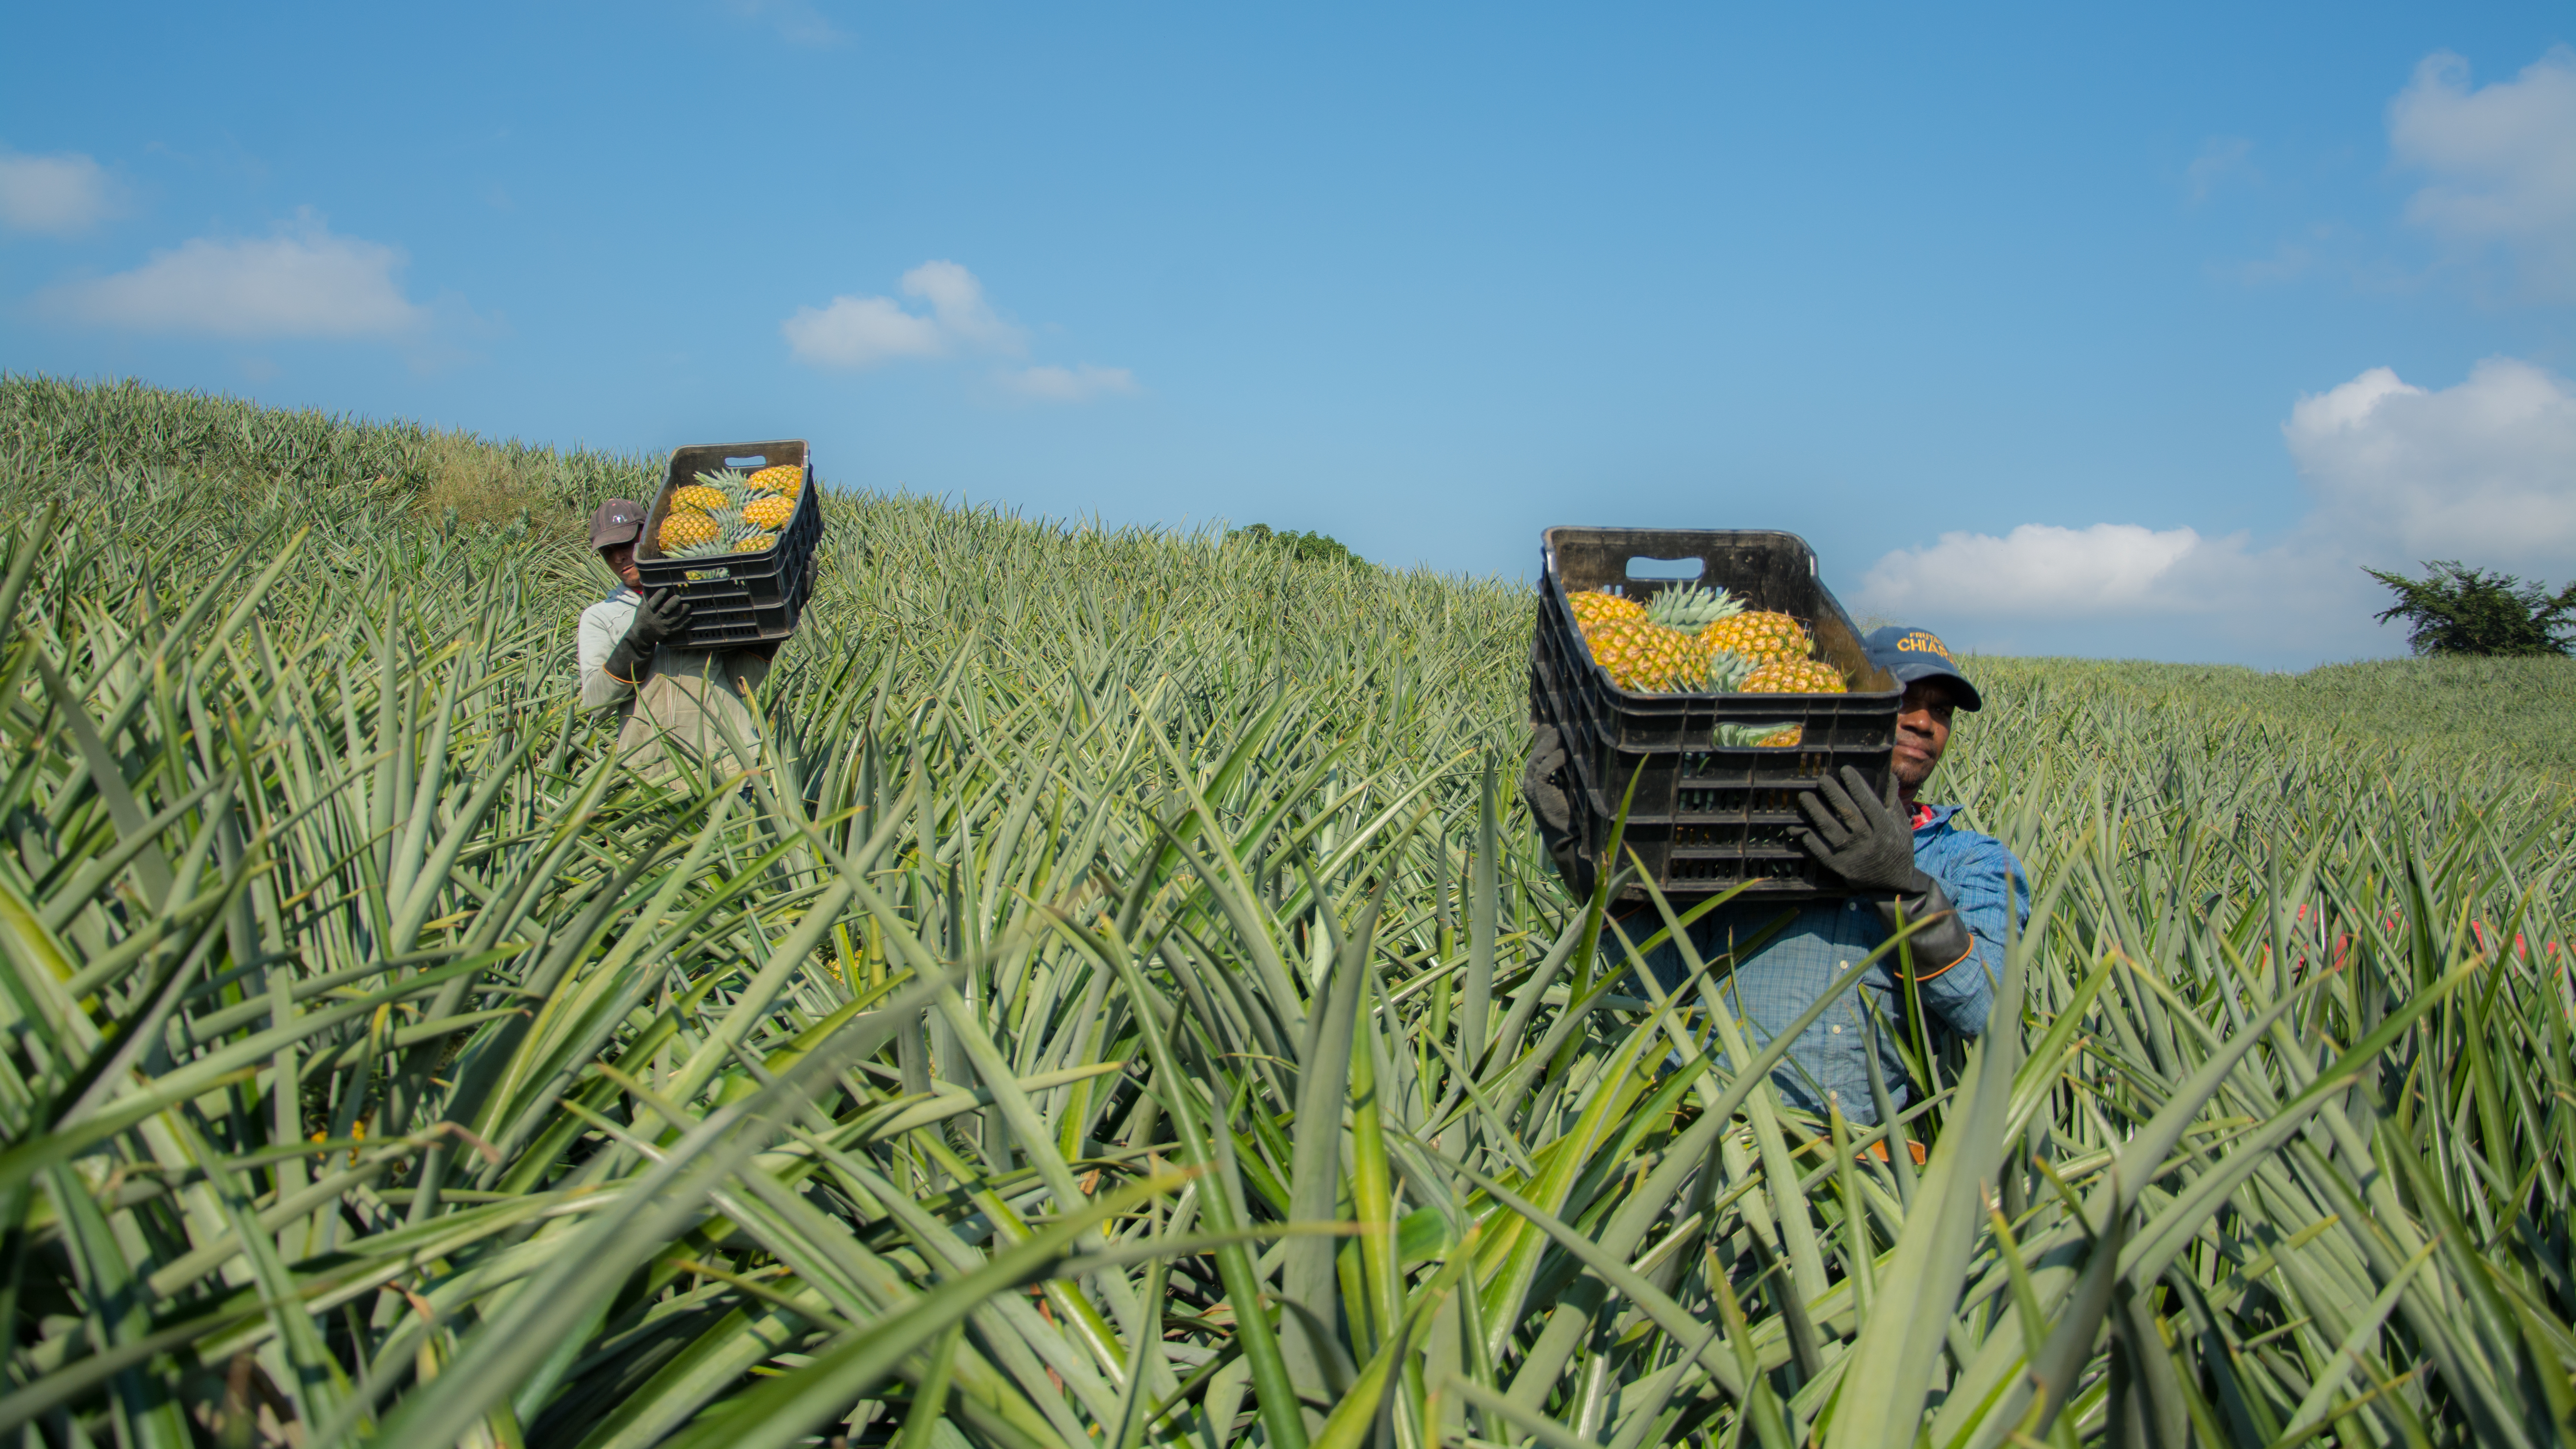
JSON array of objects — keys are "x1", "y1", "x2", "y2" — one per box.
[
  {"x1": 1798, "y1": 766, "x2": 1972, "y2": 972},
  {"x1": 1797, "y1": 766, "x2": 1931, "y2": 896},
  {"x1": 605, "y1": 586, "x2": 692, "y2": 683}
]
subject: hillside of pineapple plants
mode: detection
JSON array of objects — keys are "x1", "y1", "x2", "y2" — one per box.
[{"x1": 0, "y1": 373, "x2": 2569, "y2": 1449}]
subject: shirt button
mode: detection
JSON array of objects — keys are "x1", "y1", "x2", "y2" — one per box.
[{"x1": 1830, "y1": 1024, "x2": 1843, "y2": 1034}]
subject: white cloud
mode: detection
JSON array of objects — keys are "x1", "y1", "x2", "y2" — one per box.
[
  {"x1": 1859, "y1": 523, "x2": 2259, "y2": 618},
  {"x1": 0, "y1": 146, "x2": 120, "y2": 236},
  {"x1": 782, "y1": 259, "x2": 1027, "y2": 368},
  {"x1": 780, "y1": 294, "x2": 945, "y2": 367},
  {"x1": 999, "y1": 364, "x2": 1139, "y2": 402},
  {"x1": 40, "y1": 212, "x2": 427, "y2": 337},
  {"x1": 1856, "y1": 358, "x2": 2576, "y2": 663},
  {"x1": 2388, "y1": 47, "x2": 2576, "y2": 299},
  {"x1": 2283, "y1": 357, "x2": 2576, "y2": 566},
  {"x1": 901, "y1": 259, "x2": 1022, "y2": 353},
  {"x1": 785, "y1": 261, "x2": 1135, "y2": 399}
]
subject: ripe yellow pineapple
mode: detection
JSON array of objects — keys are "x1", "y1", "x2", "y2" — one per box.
[
  {"x1": 1701, "y1": 611, "x2": 1808, "y2": 666},
  {"x1": 658, "y1": 510, "x2": 719, "y2": 551},
  {"x1": 1587, "y1": 618, "x2": 1706, "y2": 692},
  {"x1": 746, "y1": 464, "x2": 802, "y2": 499},
  {"x1": 742, "y1": 492, "x2": 795, "y2": 531},
  {"x1": 669, "y1": 483, "x2": 728, "y2": 513},
  {"x1": 729, "y1": 531, "x2": 778, "y2": 554},
  {"x1": 1568, "y1": 589, "x2": 1646, "y2": 634},
  {"x1": 1741, "y1": 658, "x2": 1846, "y2": 695}
]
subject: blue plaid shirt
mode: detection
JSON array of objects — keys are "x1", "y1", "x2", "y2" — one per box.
[{"x1": 1623, "y1": 804, "x2": 2028, "y2": 1126}]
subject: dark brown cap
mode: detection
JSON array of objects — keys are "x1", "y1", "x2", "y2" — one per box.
[{"x1": 589, "y1": 498, "x2": 645, "y2": 549}]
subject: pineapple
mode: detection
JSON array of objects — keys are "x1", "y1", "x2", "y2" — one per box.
[
  {"x1": 659, "y1": 510, "x2": 719, "y2": 551},
  {"x1": 654, "y1": 467, "x2": 793, "y2": 559},
  {"x1": 1701, "y1": 610, "x2": 1809, "y2": 667},
  {"x1": 1669, "y1": 647, "x2": 1756, "y2": 696},
  {"x1": 746, "y1": 464, "x2": 802, "y2": 498},
  {"x1": 1741, "y1": 657, "x2": 1846, "y2": 695},
  {"x1": 1586, "y1": 618, "x2": 1706, "y2": 692},
  {"x1": 1567, "y1": 589, "x2": 1645, "y2": 634},
  {"x1": 742, "y1": 492, "x2": 795, "y2": 532},
  {"x1": 1574, "y1": 577, "x2": 1843, "y2": 709},
  {"x1": 1703, "y1": 652, "x2": 1838, "y2": 747}
]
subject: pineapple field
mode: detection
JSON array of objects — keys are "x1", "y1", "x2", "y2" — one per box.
[{"x1": 0, "y1": 373, "x2": 2571, "y2": 1449}]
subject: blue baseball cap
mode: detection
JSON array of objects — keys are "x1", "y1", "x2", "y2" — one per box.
[{"x1": 1861, "y1": 626, "x2": 1982, "y2": 711}]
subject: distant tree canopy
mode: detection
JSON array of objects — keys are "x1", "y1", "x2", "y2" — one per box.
[
  {"x1": 2367, "y1": 560, "x2": 2576, "y2": 657},
  {"x1": 1228, "y1": 522, "x2": 1369, "y2": 568}
]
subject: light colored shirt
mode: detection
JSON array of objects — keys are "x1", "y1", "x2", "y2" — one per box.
[{"x1": 577, "y1": 586, "x2": 644, "y2": 711}]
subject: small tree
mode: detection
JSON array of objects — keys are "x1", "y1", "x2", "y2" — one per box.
[
  {"x1": 1228, "y1": 522, "x2": 1369, "y2": 568},
  {"x1": 2365, "y1": 560, "x2": 2576, "y2": 656}
]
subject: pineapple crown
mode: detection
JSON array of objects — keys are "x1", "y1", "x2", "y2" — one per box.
[
  {"x1": 1644, "y1": 584, "x2": 1744, "y2": 629},
  {"x1": 690, "y1": 468, "x2": 754, "y2": 507},
  {"x1": 1701, "y1": 649, "x2": 1756, "y2": 691}
]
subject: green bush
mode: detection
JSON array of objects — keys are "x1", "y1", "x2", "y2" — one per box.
[{"x1": 1226, "y1": 522, "x2": 1370, "y2": 568}]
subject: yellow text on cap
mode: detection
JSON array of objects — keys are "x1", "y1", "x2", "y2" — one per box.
[{"x1": 1895, "y1": 632, "x2": 1953, "y2": 660}]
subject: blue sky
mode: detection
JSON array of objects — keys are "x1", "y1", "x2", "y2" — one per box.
[{"x1": 4, "y1": 2, "x2": 2570, "y2": 667}]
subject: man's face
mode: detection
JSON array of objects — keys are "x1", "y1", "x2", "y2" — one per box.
[
  {"x1": 1892, "y1": 679, "x2": 1958, "y2": 795},
  {"x1": 601, "y1": 541, "x2": 641, "y2": 588}
]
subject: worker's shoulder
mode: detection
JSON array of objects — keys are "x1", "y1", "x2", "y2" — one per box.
[
  {"x1": 580, "y1": 587, "x2": 640, "y2": 626},
  {"x1": 1914, "y1": 803, "x2": 2022, "y2": 876}
]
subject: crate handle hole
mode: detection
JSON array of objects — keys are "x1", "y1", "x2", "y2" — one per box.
[
  {"x1": 725, "y1": 455, "x2": 769, "y2": 467},
  {"x1": 1625, "y1": 556, "x2": 1704, "y2": 581}
]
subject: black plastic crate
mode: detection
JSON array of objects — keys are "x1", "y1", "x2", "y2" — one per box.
[
  {"x1": 635, "y1": 439, "x2": 825, "y2": 649},
  {"x1": 1528, "y1": 526, "x2": 1900, "y2": 901}
]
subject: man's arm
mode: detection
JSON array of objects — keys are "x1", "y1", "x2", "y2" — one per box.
[
  {"x1": 1795, "y1": 768, "x2": 2026, "y2": 1040},
  {"x1": 1906, "y1": 832, "x2": 2029, "y2": 1039},
  {"x1": 577, "y1": 600, "x2": 638, "y2": 711},
  {"x1": 578, "y1": 589, "x2": 695, "y2": 712}
]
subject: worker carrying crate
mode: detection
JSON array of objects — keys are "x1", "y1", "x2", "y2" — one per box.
[
  {"x1": 577, "y1": 440, "x2": 824, "y2": 781},
  {"x1": 1521, "y1": 526, "x2": 2029, "y2": 1126}
]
